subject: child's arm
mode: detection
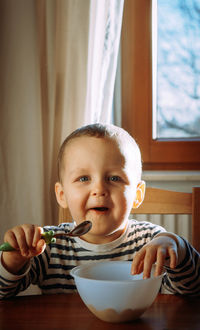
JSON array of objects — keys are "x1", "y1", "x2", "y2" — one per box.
[
  {"x1": 131, "y1": 232, "x2": 179, "y2": 279},
  {"x1": 1, "y1": 224, "x2": 46, "y2": 274}
]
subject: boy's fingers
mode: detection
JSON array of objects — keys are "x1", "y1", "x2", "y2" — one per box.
[
  {"x1": 143, "y1": 250, "x2": 157, "y2": 279},
  {"x1": 4, "y1": 230, "x2": 19, "y2": 250},
  {"x1": 3, "y1": 225, "x2": 45, "y2": 259},
  {"x1": 32, "y1": 227, "x2": 43, "y2": 248},
  {"x1": 168, "y1": 247, "x2": 177, "y2": 269},
  {"x1": 137, "y1": 260, "x2": 144, "y2": 274},
  {"x1": 131, "y1": 249, "x2": 145, "y2": 274},
  {"x1": 154, "y1": 248, "x2": 166, "y2": 276},
  {"x1": 35, "y1": 239, "x2": 46, "y2": 255},
  {"x1": 13, "y1": 227, "x2": 29, "y2": 255},
  {"x1": 132, "y1": 260, "x2": 144, "y2": 275},
  {"x1": 22, "y1": 224, "x2": 35, "y2": 248}
]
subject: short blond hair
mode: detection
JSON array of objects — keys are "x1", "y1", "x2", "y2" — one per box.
[{"x1": 57, "y1": 123, "x2": 142, "y2": 183}]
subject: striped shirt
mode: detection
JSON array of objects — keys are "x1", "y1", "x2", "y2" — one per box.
[{"x1": 0, "y1": 219, "x2": 200, "y2": 299}]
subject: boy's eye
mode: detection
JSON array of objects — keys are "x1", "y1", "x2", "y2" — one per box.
[
  {"x1": 79, "y1": 176, "x2": 89, "y2": 182},
  {"x1": 108, "y1": 176, "x2": 121, "y2": 182}
]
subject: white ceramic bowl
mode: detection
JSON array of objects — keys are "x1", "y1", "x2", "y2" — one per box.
[{"x1": 70, "y1": 260, "x2": 164, "y2": 323}]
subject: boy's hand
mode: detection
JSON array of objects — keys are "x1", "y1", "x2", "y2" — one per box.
[
  {"x1": 131, "y1": 234, "x2": 178, "y2": 279},
  {"x1": 2, "y1": 224, "x2": 46, "y2": 274}
]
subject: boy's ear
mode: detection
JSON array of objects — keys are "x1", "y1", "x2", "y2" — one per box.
[
  {"x1": 133, "y1": 181, "x2": 146, "y2": 209},
  {"x1": 55, "y1": 182, "x2": 68, "y2": 209}
]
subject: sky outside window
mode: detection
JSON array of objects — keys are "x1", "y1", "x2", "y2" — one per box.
[{"x1": 153, "y1": 0, "x2": 200, "y2": 139}]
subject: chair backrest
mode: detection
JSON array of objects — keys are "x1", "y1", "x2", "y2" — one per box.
[
  {"x1": 58, "y1": 187, "x2": 200, "y2": 252},
  {"x1": 133, "y1": 187, "x2": 200, "y2": 252}
]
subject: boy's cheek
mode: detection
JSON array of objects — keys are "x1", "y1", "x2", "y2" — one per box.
[{"x1": 124, "y1": 187, "x2": 137, "y2": 208}]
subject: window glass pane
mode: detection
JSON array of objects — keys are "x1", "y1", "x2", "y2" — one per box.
[{"x1": 153, "y1": 0, "x2": 200, "y2": 139}]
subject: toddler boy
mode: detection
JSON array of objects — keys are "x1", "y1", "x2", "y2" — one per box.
[{"x1": 0, "y1": 123, "x2": 200, "y2": 298}]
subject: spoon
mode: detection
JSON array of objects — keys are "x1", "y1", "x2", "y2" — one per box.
[{"x1": 0, "y1": 220, "x2": 92, "y2": 252}]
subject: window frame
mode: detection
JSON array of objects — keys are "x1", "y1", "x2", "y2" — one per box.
[{"x1": 121, "y1": 0, "x2": 200, "y2": 170}]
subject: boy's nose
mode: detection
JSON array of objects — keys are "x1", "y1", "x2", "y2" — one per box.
[{"x1": 91, "y1": 180, "x2": 108, "y2": 197}]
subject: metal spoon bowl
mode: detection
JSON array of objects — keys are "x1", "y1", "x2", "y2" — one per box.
[{"x1": 53, "y1": 220, "x2": 92, "y2": 238}]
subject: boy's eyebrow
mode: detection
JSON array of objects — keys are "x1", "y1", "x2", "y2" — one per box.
[
  {"x1": 68, "y1": 166, "x2": 127, "y2": 175},
  {"x1": 68, "y1": 168, "x2": 88, "y2": 176}
]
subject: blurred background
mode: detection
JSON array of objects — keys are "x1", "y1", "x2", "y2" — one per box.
[{"x1": 0, "y1": 0, "x2": 200, "y2": 244}]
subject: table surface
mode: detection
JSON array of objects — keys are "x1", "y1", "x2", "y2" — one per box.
[{"x1": 0, "y1": 293, "x2": 200, "y2": 330}]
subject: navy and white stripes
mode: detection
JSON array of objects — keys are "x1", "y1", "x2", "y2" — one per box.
[{"x1": 1, "y1": 219, "x2": 200, "y2": 299}]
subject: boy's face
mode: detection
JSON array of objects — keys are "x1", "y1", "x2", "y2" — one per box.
[{"x1": 55, "y1": 136, "x2": 139, "y2": 244}]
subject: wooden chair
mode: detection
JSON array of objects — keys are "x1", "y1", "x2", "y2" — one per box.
[
  {"x1": 133, "y1": 187, "x2": 200, "y2": 252},
  {"x1": 59, "y1": 187, "x2": 200, "y2": 252}
]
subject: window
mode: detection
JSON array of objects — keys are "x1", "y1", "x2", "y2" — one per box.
[{"x1": 121, "y1": 0, "x2": 200, "y2": 170}]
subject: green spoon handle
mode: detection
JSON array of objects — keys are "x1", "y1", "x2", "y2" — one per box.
[
  {"x1": 0, "y1": 231, "x2": 56, "y2": 252},
  {"x1": 0, "y1": 242, "x2": 16, "y2": 251}
]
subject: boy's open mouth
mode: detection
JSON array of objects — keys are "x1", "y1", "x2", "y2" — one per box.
[{"x1": 91, "y1": 207, "x2": 109, "y2": 212}]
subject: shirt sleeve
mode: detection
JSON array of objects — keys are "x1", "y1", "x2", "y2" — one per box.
[
  {"x1": 162, "y1": 237, "x2": 200, "y2": 296},
  {"x1": 0, "y1": 247, "x2": 50, "y2": 299},
  {"x1": 0, "y1": 224, "x2": 63, "y2": 299},
  {"x1": 0, "y1": 251, "x2": 33, "y2": 299}
]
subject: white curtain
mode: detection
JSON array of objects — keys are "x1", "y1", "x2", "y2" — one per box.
[
  {"x1": 84, "y1": 0, "x2": 124, "y2": 124},
  {"x1": 0, "y1": 0, "x2": 124, "y2": 243}
]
